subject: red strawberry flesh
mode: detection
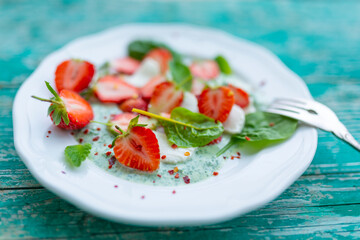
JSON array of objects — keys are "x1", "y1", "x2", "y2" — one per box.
[
  {"x1": 190, "y1": 60, "x2": 219, "y2": 80},
  {"x1": 113, "y1": 126, "x2": 160, "y2": 172},
  {"x1": 94, "y1": 75, "x2": 139, "y2": 103},
  {"x1": 112, "y1": 57, "x2": 140, "y2": 75},
  {"x1": 198, "y1": 86, "x2": 234, "y2": 122},
  {"x1": 55, "y1": 59, "x2": 95, "y2": 93},
  {"x1": 149, "y1": 82, "x2": 183, "y2": 114},
  {"x1": 227, "y1": 84, "x2": 250, "y2": 109}
]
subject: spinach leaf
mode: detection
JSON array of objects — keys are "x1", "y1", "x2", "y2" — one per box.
[
  {"x1": 169, "y1": 60, "x2": 192, "y2": 91},
  {"x1": 128, "y1": 40, "x2": 181, "y2": 61},
  {"x1": 132, "y1": 107, "x2": 224, "y2": 148},
  {"x1": 217, "y1": 112, "x2": 298, "y2": 156},
  {"x1": 163, "y1": 107, "x2": 224, "y2": 147},
  {"x1": 215, "y1": 55, "x2": 232, "y2": 75}
]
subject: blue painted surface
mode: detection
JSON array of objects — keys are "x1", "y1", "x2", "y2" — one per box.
[{"x1": 1, "y1": 0, "x2": 360, "y2": 239}]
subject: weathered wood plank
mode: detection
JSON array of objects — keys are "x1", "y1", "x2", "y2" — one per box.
[
  {"x1": 1, "y1": 0, "x2": 360, "y2": 239},
  {"x1": 2, "y1": 172, "x2": 360, "y2": 239}
]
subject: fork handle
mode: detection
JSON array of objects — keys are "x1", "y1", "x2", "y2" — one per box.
[{"x1": 332, "y1": 129, "x2": 360, "y2": 152}]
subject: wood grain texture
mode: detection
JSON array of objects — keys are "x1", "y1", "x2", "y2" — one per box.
[{"x1": 0, "y1": 0, "x2": 360, "y2": 239}]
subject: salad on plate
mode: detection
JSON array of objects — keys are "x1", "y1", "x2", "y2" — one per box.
[{"x1": 32, "y1": 40, "x2": 298, "y2": 186}]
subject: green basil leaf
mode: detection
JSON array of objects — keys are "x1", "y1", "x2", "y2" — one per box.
[
  {"x1": 216, "y1": 112, "x2": 297, "y2": 156},
  {"x1": 64, "y1": 143, "x2": 92, "y2": 167},
  {"x1": 215, "y1": 55, "x2": 232, "y2": 75},
  {"x1": 128, "y1": 40, "x2": 181, "y2": 61},
  {"x1": 169, "y1": 60, "x2": 192, "y2": 91},
  {"x1": 161, "y1": 107, "x2": 224, "y2": 147},
  {"x1": 233, "y1": 112, "x2": 298, "y2": 142}
]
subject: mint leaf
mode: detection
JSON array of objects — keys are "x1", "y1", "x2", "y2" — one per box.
[
  {"x1": 169, "y1": 60, "x2": 192, "y2": 91},
  {"x1": 162, "y1": 107, "x2": 224, "y2": 147},
  {"x1": 216, "y1": 112, "x2": 298, "y2": 156},
  {"x1": 215, "y1": 55, "x2": 232, "y2": 75},
  {"x1": 64, "y1": 143, "x2": 92, "y2": 167},
  {"x1": 128, "y1": 40, "x2": 181, "y2": 61}
]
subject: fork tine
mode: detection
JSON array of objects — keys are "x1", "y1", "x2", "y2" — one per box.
[
  {"x1": 265, "y1": 108, "x2": 301, "y2": 119},
  {"x1": 265, "y1": 107, "x2": 314, "y2": 125},
  {"x1": 268, "y1": 103, "x2": 307, "y2": 114},
  {"x1": 273, "y1": 98, "x2": 308, "y2": 110},
  {"x1": 274, "y1": 97, "x2": 308, "y2": 105}
]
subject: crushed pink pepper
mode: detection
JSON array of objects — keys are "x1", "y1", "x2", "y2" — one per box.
[
  {"x1": 141, "y1": 195, "x2": 145, "y2": 199},
  {"x1": 168, "y1": 170, "x2": 174, "y2": 175},
  {"x1": 172, "y1": 190, "x2": 176, "y2": 194},
  {"x1": 114, "y1": 185, "x2": 118, "y2": 188},
  {"x1": 108, "y1": 156, "x2": 117, "y2": 169},
  {"x1": 48, "y1": 130, "x2": 51, "y2": 134},
  {"x1": 83, "y1": 129, "x2": 89, "y2": 134},
  {"x1": 183, "y1": 176, "x2": 190, "y2": 184},
  {"x1": 157, "y1": 174, "x2": 162, "y2": 178},
  {"x1": 92, "y1": 136, "x2": 100, "y2": 141}
]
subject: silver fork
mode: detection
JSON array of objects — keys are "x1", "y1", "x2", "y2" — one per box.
[{"x1": 265, "y1": 98, "x2": 360, "y2": 151}]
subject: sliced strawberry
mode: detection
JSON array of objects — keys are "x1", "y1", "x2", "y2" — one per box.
[
  {"x1": 145, "y1": 48, "x2": 172, "y2": 73},
  {"x1": 191, "y1": 78, "x2": 206, "y2": 96},
  {"x1": 55, "y1": 59, "x2": 95, "y2": 93},
  {"x1": 198, "y1": 86, "x2": 235, "y2": 122},
  {"x1": 32, "y1": 82, "x2": 93, "y2": 130},
  {"x1": 113, "y1": 126, "x2": 160, "y2": 172},
  {"x1": 140, "y1": 75, "x2": 165, "y2": 101},
  {"x1": 109, "y1": 113, "x2": 155, "y2": 133},
  {"x1": 111, "y1": 57, "x2": 140, "y2": 75},
  {"x1": 149, "y1": 82, "x2": 183, "y2": 114},
  {"x1": 94, "y1": 75, "x2": 139, "y2": 103},
  {"x1": 227, "y1": 84, "x2": 250, "y2": 109},
  {"x1": 190, "y1": 60, "x2": 220, "y2": 80},
  {"x1": 119, "y1": 98, "x2": 148, "y2": 112}
]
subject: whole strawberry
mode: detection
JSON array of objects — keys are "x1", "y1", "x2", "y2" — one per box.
[{"x1": 32, "y1": 81, "x2": 94, "y2": 130}]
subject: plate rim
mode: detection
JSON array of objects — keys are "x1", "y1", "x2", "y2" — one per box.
[{"x1": 13, "y1": 23, "x2": 318, "y2": 226}]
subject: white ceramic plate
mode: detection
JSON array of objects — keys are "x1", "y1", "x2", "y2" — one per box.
[{"x1": 13, "y1": 24, "x2": 317, "y2": 226}]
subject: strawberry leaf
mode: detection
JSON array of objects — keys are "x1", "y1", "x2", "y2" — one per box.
[
  {"x1": 52, "y1": 108, "x2": 62, "y2": 125},
  {"x1": 45, "y1": 81, "x2": 61, "y2": 100},
  {"x1": 61, "y1": 109, "x2": 70, "y2": 125},
  {"x1": 47, "y1": 104, "x2": 57, "y2": 116},
  {"x1": 65, "y1": 143, "x2": 92, "y2": 167}
]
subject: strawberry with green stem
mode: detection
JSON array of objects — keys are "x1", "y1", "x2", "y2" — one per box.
[
  {"x1": 32, "y1": 81, "x2": 94, "y2": 130},
  {"x1": 110, "y1": 115, "x2": 160, "y2": 172}
]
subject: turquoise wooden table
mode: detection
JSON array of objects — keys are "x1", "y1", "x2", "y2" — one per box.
[{"x1": 1, "y1": 0, "x2": 360, "y2": 239}]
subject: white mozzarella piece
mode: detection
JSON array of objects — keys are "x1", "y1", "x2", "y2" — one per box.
[
  {"x1": 124, "y1": 58, "x2": 161, "y2": 87},
  {"x1": 180, "y1": 92, "x2": 199, "y2": 113},
  {"x1": 223, "y1": 105, "x2": 245, "y2": 134},
  {"x1": 154, "y1": 131, "x2": 196, "y2": 164}
]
